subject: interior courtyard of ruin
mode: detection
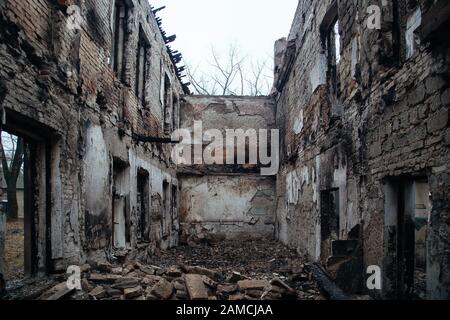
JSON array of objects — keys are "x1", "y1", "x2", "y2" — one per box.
[{"x1": 0, "y1": 0, "x2": 449, "y2": 301}]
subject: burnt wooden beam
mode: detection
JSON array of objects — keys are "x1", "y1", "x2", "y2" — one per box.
[
  {"x1": 153, "y1": 9, "x2": 191, "y2": 94},
  {"x1": 152, "y1": 6, "x2": 166, "y2": 14},
  {"x1": 310, "y1": 264, "x2": 350, "y2": 300},
  {"x1": 164, "y1": 34, "x2": 176, "y2": 44},
  {"x1": 132, "y1": 133, "x2": 179, "y2": 144}
]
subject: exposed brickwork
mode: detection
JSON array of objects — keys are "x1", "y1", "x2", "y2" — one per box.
[
  {"x1": 0, "y1": 0, "x2": 449, "y2": 301},
  {"x1": 0, "y1": 0, "x2": 185, "y2": 272},
  {"x1": 274, "y1": 0, "x2": 450, "y2": 299}
]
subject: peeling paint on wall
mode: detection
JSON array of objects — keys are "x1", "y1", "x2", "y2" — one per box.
[{"x1": 180, "y1": 175, "x2": 275, "y2": 240}]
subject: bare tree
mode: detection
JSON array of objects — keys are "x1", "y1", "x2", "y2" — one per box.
[
  {"x1": 187, "y1": 63, "x2": 220, "y2": 96},
  {"x1": 247, "y1": 59, "x2": 272, "y2": 96},
  {"x1": 209, "y1": 45, "x2": 246, "y2": 95},
  {"x1": 0, "y1": 133, "x2": 24, "y2": 221},
  {"x1": 187, "y1": 44, "x2": 273, "y2": 96}
]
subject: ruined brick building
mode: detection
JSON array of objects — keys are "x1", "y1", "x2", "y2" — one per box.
[
  {"x1": 273, "y1": 0, "x2": 450, "y2": 300},
  {"x1": 0, "y1": 0, "x2": 449, "y2": 300},
  {"x1": 0, "y1": 0, "x2": 186, "y2": 278}
]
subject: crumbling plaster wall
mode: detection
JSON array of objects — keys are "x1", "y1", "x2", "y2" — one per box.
[
  {"x1": 279, "y1": 144, "x2": 355, "y2": 261},
  {"x1": 75, "y1": 0, "x2": 184, "y2": 263},
  {"x1": 274, "y1": 0, "x2": 450, "y2": 299},
  {"x1": 181, "y1": 96, "x2": 275, "y2": 131},
  {"x1": 0, "y1": 0, "x2": 184, "y2": 273},
  {"x1": 180, "y1": 175, "x2": 275, "y2": 241},
  {"x1": 178, "y1": 96, "x2": 277, "y2": 241}
]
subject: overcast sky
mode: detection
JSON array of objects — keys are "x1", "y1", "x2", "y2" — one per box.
[{"x1": 149, "y1": 0, "x2": 299, "y2": 93}]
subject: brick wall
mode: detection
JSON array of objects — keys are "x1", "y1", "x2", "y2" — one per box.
[
  {"x1": 178, "y1": 95, "x2": 277, "y2": 241},
  {"x1": 275, "y1": 0, "x2": 450, "y2": 299},
  {"x1": 0, "y1": 0, "x2": 185, "y2": 271}
]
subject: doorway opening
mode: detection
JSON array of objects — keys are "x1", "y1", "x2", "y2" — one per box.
[
  {"x1": 0, "y1": 109, "x2": 54, "y2": 290},
  {"x1": 320, "y1": 188, "x2": 340, "y2": 264},
  {"x1": 384, "y1": 177, "x2": 431, "y2": 299},
  {"x1": 112, "y1": 158, "x2": 130, "y2": 249},
  {"x1": 170, "y1": 184, "x2": 179, "y2": 246},
  {"x1": 137, "y1": 168, "x2": 149, "y2": 243},
  {"x1": 1, "y1": 132, "x2": 25, "y2": 283},
  {"x1": 162, "y1": 180, "x2": 170, "y2": 239}
]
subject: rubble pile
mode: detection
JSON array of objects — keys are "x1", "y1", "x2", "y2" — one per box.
[{"x1": 4, "y1": 241, "x2": 324, "y2": 300}]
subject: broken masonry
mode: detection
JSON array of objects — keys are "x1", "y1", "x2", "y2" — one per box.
[{"x1": 0, "y1": 0, "x2": 449, "y2": 301}]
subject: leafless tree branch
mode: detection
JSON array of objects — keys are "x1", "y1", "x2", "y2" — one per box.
[{"x1": 187, "y1": 44, "x2": 273, "y2": 96}]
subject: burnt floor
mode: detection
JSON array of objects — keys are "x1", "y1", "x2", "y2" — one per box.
[{"x1": 150, "y1": 240, "x2": 324, "y2": 300}]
